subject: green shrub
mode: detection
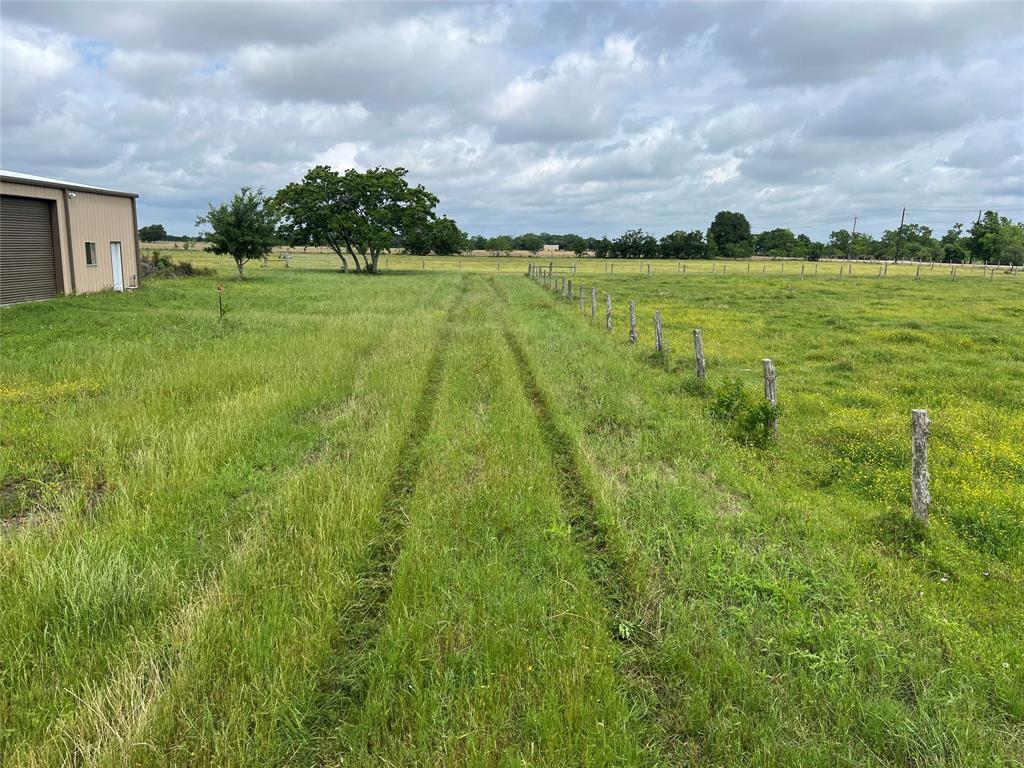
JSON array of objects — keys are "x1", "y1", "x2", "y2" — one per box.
[{"x1": 709, "y1": 379, "x2": 780, "y2": 448}]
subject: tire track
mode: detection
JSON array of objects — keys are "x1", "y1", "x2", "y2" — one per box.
[
  {"x1": 296, "y1": 279, "x2": 466, "y2": 760},
  {"x1": 492, "y1": 277, "x2": 679, "y2": 758}
]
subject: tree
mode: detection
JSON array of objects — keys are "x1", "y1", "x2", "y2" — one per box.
[
  {"x1": 940, "y1": 224, "x2": 967, "y2": 263},
  {"x1": 613, "y1": 229, "x2": 658, "y2": 259},
  {"x1": 139, "y1": 224, "x2": 168, "y2": 242},
  {"x1": 968, "y1": 211, "x2": 1024, "y2": 264},
  {"x1": 195, "y1": 187, "x2": 279, "y2": 280},
  {"x1": 592, "y1": 237, "x2": 613, "y2": 259},
  {"x1": 708, "y1": 211, "x2": 752, "y2": 258},
  {"x1": 562, "y1": 233, "x2": 588, "y2": 258},
  {"x1": 488, "y1": 235, "x2": 514, "y2": 257},
  {"x1": 430, "y1": 217, "x2": 468, "y2": 255},
  {"x1": 754, "y1": 228, "x2": 796, "y2": 258},
  {"x1": 659, "y1": 230, "x2": 706, "y2": 259},
  {"x1": 469, "y1": 234, "x2": 488, "y2": 250},
  {"x1": 275, "y1": 165, "x2": 439, "y2": 274},
  {"x1": 881, "y1": 223, "x2": 935, "y2": 262},
  {"x1": 516, "y1": 233, "x2": 544, "y2": 255}
]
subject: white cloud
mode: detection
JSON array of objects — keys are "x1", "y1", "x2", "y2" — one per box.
[{"x1": 1, "y1": 2, "x2": 1021, "y2": 238}]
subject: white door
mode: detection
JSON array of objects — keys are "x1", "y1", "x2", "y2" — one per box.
[{"x1": 110, "y1": 242, "x2": 124, "y2": 291}]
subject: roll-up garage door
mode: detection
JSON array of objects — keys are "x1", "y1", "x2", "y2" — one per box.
[{"x1": 1, "y1": 195, "x2": 59, "y2": 305}]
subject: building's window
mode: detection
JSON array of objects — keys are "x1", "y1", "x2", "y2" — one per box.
[{"x1": 85, "y1": 242, "x2": 97, "y2": 266}]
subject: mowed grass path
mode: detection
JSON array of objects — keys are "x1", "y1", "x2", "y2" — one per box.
[{"x1": 1, "y1": 261, "x2": 1021, "y2": 765}]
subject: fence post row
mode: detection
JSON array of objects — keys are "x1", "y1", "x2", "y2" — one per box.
[
  {"x1": 911, "y1": 409, "x2": 931, "y2": 525},
  {"x1": 654, "y1": 310, "x2": 663, "y2": 352},
  {"x1": 693, "y1": 328, "x2": 706, "y2": 380},
  {"x1": 762, "y1": 358, "x2": 778, "y2": 439},
  {"x1": 629, "y1": 300, "x2": 637, "y2": 344}
]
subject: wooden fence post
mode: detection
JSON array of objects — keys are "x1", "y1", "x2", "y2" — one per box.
[
  {"x1": 654, "y1": 310, "x2": 663, "y2": 352},
  {"x1": 606, "y1": 295, "x2": 612, "y2": 330},
  {"x1": 647, "y1": 264, "x2": 651, "y2": 276},
  {"x1": 747, "y1": 262, "x2": 751, "y2": 273},
  {"x1": 762, "y1": 358, "x2": 778, "y2": 439},
  {"x1": 567, "y1": 278, "x2": 573, "y2": 301},
  {"x1": 579, "y1": 286, "x2": 584, "y2": 313},
  {"x1": 683, "y1": 264, "x2": 687, "y2": 275},
  {"x1": 591, "y1": 288, "x2": 597, "y2": 321},
  {"x1": 629, "y1": 300, "x2": 637, "y2": 343},
  {"x1": 693, "y1": 328, "x2": 706, "y2": 380},
  {"x1": 800, "y1": 264, "x2": 805, "y2": 279},
  {"x1": 911, "y1": 409, "x2": 931, "y2": 524},
  {"x1": 611, "y1": 263, "x2": 614, "y2": 275},
  {"x1": 916, "y1": 264, "x2": 921, "y2": 280},
  {"x1": 762, "y1": 264, "x2": 767, "y2": 276}
]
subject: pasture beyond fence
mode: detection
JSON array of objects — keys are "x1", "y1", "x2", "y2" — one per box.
[{"x1": 527, "y1": 261, "x2": 938, "y2": 526}]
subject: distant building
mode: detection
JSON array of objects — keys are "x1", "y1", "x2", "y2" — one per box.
[
  {"x1": 1, "y1": 170, "x2": 141, "y2": 305},
  {"x1": 542, "y1": 244, "x2": 559, "y2": 251}
]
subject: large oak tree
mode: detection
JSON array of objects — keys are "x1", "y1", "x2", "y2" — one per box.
[{"x1": 274, "y1": 165, "x2": 438, "y2": 273}]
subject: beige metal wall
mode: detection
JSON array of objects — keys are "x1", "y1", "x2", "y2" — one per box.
[
  {"x1": 67, "y1": 191, "x2": 139, "y2": 293},
  {"x1": 1, "y1": 180, "x2": 139, "y2": 295},
  {"x1": 0, "y1": 181, "x2": 73, "y2": 292}
]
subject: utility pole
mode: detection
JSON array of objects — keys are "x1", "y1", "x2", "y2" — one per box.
[
  {"x1": 846, "y1": 216, "x2": 857, "y2": 261},
  {"x1": 893, "y1": 207, "x2": 906, "y2": 263}
]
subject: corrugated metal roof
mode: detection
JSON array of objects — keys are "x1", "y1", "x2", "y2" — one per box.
[{"x1": 0, "y1": 169, "x2": 138, "y2": 198}]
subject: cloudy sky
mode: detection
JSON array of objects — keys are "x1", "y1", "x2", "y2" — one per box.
[{"x1": 2, "y1": 1, "x2": 1022, "y2": 239}]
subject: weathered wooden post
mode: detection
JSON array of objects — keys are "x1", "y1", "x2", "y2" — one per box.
[
  {"x1": 606, "y1": 295, "x2": 612, "y2": 330},
  {"x1": 567, "y1": 278, "x2": 573, "y2": 301},
  {"x1": 747, "y1": 262, "x2": 751, "y2": 274},
  {"x1": 572, "y1": 264, "x2": 576, "y2": 276},
  {"x1": 591, "y1": 287, "x2": 597, "y2": 321},
  {"x1": 762, "y1": 264, "x2": 767, "y2": 276},
  {"x1": 911, "y1": 409, "x2": 931, "y2": 524},
  {"x1": 629, "y1": 300, "x2": 637, "y2": 343},
  {"x1": 579, "y1": 286, "x2": 584, "y2": 313},
  {"x1": 422, "y1": 258, "x2": 426, "y2": 270},
  {"x1": 647, "y1": 264, "x2": 651, "y2": 276},
  {"x1": 497, "y1": 259, "x2": 501, "y2": 272},
  {"x1": 561, "y1": 276, "x2": 566, "y2": 297},
  {"x1": 884, "y1": 262, "x2": 888, "y2": 276},
  {"x1": 814, "y1": 263, "x2": 818, "y2": 276},
  {"x1": 877, "y1": 265, "x2": 882, "y2": 279},
  {"x1": 915, "y1": 264, "x2": 921, "y2": 280},
  {"x1": 654, "y1": 310, "x2": 663, "y2": 352},
  {"x1": 800, "y1": 264, "x2": 805, "y2": 279},
  {"x1": 693, "y1": 328, "x2": 706, "y2": 380},
  {"x1": 678, "y1": 262, "x2": 682, "y2": 273},
  {"x1": 610, "y1": 263, "x2": 614, "y2": 275},
  {"x1": 762, "y1": 358, "x2": 778, "y2": 439},
  {"x1": 682, "y1": 264, "x2": 687, "y2": 275}
]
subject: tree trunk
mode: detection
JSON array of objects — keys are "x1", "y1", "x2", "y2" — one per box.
[{"x1": 236, "y1": 258, "x2": 245, "y2": 280}]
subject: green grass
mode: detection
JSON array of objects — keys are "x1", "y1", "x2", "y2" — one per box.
[{"x1": 1, "y1": 258, "x2": 1021, "y2": 766}]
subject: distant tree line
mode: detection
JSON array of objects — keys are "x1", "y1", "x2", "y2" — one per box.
[
  {"x1": 461, "y1": 209, "x2": 1024, "y2": 264},
  {"x1": 159, "y1": 194, "x2": 1024, "y2": 279}
]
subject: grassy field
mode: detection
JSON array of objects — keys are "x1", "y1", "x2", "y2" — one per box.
[{"x1": 1, "y1": 256, "x2": 1021, "y2": 766}]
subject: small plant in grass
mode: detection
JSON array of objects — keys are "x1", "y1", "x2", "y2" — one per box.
[{"x1": 709, "y1": 378, "x2": 780, "y2": 448}]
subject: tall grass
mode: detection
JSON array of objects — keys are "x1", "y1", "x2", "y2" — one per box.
[{"x1": 1, "y1": 261, "x2": 1020, "y2": 765}]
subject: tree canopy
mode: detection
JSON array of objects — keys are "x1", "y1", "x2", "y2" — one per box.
[
  {"x1": 195, "y1": 187, "x2": 279, "y2": 279},
  {"x1": 138, "y1": 224, "x2": 168, "y2": 242},
  {"x1": 708, "y1": 211, "x2": 753, "y2": 258},
  {"x1": 274, "y1": 165, "x2": 439, "y2": 273}
]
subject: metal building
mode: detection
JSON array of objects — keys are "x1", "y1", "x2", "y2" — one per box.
[{"x1": 0, "y1": 170, "x2": 141, "y2": 306}]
